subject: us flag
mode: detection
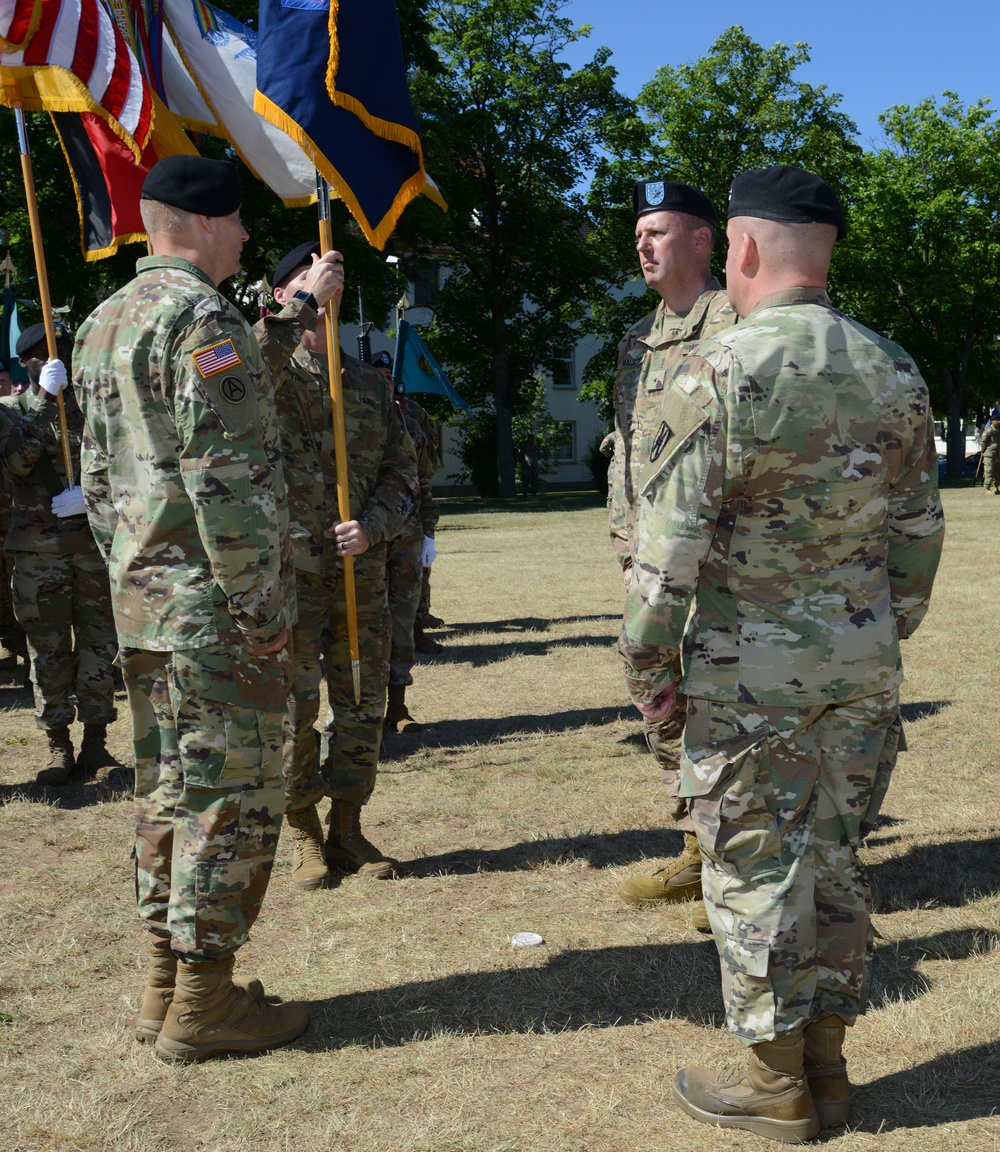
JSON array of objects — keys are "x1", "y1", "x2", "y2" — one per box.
[
  {"x1": 193, "y1": 339, "x2": 241, "y2": 378},
  {"x1": 0, "y1": 0, "x2": 153, "y2": 158}
]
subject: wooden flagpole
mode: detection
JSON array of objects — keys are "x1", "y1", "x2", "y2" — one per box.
[
  {"x1": 14, "y1": 108, "x2": 74, "y2": 488},
  {"x1": 316, "y1": 173, "x2": 361, "y2": 705}
]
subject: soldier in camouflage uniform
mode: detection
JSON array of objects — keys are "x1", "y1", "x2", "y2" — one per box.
[
  {"x1": 384, "y1": 381, "x2": 440, "y2": 732},
  {"x1": 0, "y1": 362, "x2": 29, "y2": 680},
  {"x1": 0, "y1": 322, "x2": 117, "y2": 782},
  {"x1": 258, "y1": 241, "x2": 418, "y2": 890},
  {"x1": 980, "y1": 410, "x2": 1000, "y2": 492},
  {"x1": 73, "y1": 156, "x2": 316, "y2": 1063},
  {"x1": 409, "y1": 396, "x2": 444, "y2": 644},
  {"x1": 620, "y1": 168, "x2": 945, "y2": 1140},
  {"x1": 610, "y1": 181, "x2": 738, "y2": 914}
]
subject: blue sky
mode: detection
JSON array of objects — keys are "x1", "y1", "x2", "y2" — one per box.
[{"x1": 558, "y1": 0, "x2": 998, "y2": 148}]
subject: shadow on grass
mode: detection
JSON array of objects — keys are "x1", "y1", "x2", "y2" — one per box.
[
  {"x1": 302, "y1": 938, "x2": 724, "y2": 1051},
  {"x1": 851, "y1": 1039, "x2": 1000, "y2": 1131},
  {"x1": 0, "y1": 762, "x2": 133, "y2": 809},
  {"x1": 869, "y1": 834, "x2": 1000, "y2": 911},
  {"x1": 899, "y1": 699, "x2": 951, "y2": 722},
  {"x1": 444, "y1": 614, "x2": 619, "y2": 633},
  {"x1": 405, "y1": 826, "x2": 687, "y2": 877},
  {"x1": 416, "y1": 632, "x2": 617, "y2": 666},
  {"x1": 381, "y1": 705, "x2": 635, "y2": 757},
  {"x1": 868, "y1": 926, "x2": 1000, "y2": 1011}
]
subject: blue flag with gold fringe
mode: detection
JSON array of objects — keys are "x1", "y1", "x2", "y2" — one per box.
[
  {"x1": 393, "y1": 320, "x2": 470, "y2": 414},
  {"x1": 254, "y1": 0, "x2": 441, "y2": 249}
]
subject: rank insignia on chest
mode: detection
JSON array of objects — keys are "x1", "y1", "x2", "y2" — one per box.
[
  {"x1": 649, "y1": 420, "x2": 672, "y2": 462},
  {"x1": 192, "y1": 339, "x2": 242, "y2": 378}
]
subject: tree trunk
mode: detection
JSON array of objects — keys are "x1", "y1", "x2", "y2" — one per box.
[
  {"x1": 492, "y1": 308, "x2": 517, "y2": 498},
  {"x1": 943, "y1": 365, "x2": 965, "y2": 480}
]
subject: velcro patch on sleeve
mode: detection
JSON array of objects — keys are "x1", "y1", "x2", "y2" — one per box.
[{"x1": 192, "y1": 339, "x2": 242, "y2": 378}]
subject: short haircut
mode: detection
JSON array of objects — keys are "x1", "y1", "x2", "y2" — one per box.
[{"x1": 140, "y1": 199, "x2": 193, "y2": 238}]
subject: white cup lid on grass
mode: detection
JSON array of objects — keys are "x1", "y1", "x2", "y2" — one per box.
[{"x1": 511, "y1": 931, "x2": 544, "y2": 947}]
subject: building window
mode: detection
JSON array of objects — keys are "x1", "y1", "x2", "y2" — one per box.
[
  {"x1": 551, "y1": 352, "x2": 575, "y2": 389},
  {"x1": 411, "y1": 262, "x2": 440, "y2": 308},
  {"x1": 553, "y1": 420, "x2": 577, "y2": 463}
]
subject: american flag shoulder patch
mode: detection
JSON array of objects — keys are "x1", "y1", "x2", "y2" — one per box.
[{"x1": 192, "y1": 339, "x2": 242, "y2": 378}]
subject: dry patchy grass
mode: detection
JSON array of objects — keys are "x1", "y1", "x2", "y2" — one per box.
[{"x1": 0, "y1": 490, "x2": 998, "y2": 1151}]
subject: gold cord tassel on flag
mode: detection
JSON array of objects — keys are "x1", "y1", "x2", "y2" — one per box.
[
  {"x1": 14, "y1": 108, "x2": 74, "y2": 488},
  {"x1": 317, "y1": 173, "x2": 361, "y2": 704}
]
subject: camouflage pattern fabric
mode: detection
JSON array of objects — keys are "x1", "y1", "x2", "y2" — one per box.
[
  {"x1": 620, "y1": 286, "x2": 944, "y2": 1046},
  {"x1": 253, "y1": 318, "x2": 417, "y2": 812},
  {"x1": 73, "y1": 255, "x2": 295, "y2": 652},
  {"x1": 10, "y1": 550, "x2": 117, "y2": 729},
  {"x1": 281, "y1": 559, "x2": 391, "y2": 810},
  {"x1": 0, "y1": 482, "x2": 27, "y2": 657},
  {"x1": 386, "y1": 531, "x2": 422, "y2": 687},
  {"x1": 621, "y1": 288, "x2": 945, "y2": 707},
  {"x1": 608, "y1": 282, "x2": 737, "y2": 823},
  {"x1": 682, "y1": 690, "x2": 901, "y2": 1040},
  {"x1": 609, "y1": 282, "x2": 737, "y2": 569},
  {"x1": 981, "y1": 422, "x2": 1000, "y2": 490},
  {"x1": 73, "y1": 254, "x2": 296, "y2": 959},
  {"x1": 123, "y1": 644, "x2": 287, "y2": 960},
  {"x1": 0, "y1": 388, "x2": 117, "y2": 722},
  {"x1": 416, "y1": 564, "x2": 433, "y2": 628},
  {"x1": 318, "y1": 546, "x2": 391, "y2": 804}
]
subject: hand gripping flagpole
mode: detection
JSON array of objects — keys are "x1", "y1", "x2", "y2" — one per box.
[
  {"x1": 14, "y1": 109, "x2": 75, "y2": 488},
  {"x1": 316, "y1": 173, "x2": 361, "y2": 705}
]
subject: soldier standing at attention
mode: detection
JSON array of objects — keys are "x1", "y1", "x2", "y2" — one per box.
[
  {"x1": 384, "y1": 379, "x2": 439, "y2": 732},
  {"x1": 610, "y1": 180, "x2": 737, "y2": 916},
  {"x1": 980, "y1": 409, "x2": 1000, "y2": 492},
  {"x1": 73, "y1": 155, "x2": 307, "y2": 1062},
  {"x1": 258, "y1": 241, "x2": 417, "y2": 890},
  {"x1": 0, "y1": 321, "x2": 117, "y2": 781},
  {"x1": 620, "y1": 167, "x2": 944, "y2": 1141}
]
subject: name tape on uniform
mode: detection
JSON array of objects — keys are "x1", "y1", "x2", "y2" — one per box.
[{"x1": 192, "y1": 339, "x2": 242, "y2": 378}]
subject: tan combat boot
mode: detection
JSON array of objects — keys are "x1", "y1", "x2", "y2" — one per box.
[
  {"x1": 135, "y1": 936, "x2": 266, "y2": 1044},
  {"x1": 421, "y1": 612, "x2": 445, "y2": 629},
  {"x1": 385, "y1": 683, "x2": 423, "y2": 733},
  {"x1": 154, "y1": 957, "x2": 308, "y2": 1063},
  {"x1": 803, "y1": 1015, "x2": 850, "y2": 1127},
  {"x1": 35, "y1": 726, "x2": 75, "y2": 785},
  {"x1": 690, "y1": 899, "x2": 712, "y2": 933},
  {"x1": 285, "y1": 804, "x2": 331, "y2": 890},
  {"x1": 76, "y1": 723, "x2": 117, "y2": 776},
  {"x1": 326, "y1": 800, "x2": 399, "y2": 879},
  {"x1": 673, "y1": 1034, "x2": 820, "y2": 1143},
  {"x1": 619, "y1": 831, "x2": 702, "y2": 905}
]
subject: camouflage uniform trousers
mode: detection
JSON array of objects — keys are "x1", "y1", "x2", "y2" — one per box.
[
  {"x1": 982, "y1": 447, "x2": 999, "y2": 491},
  {"x1": 283, "y1": 548, "x2": 390, "y2": 813},
  {"x1": 121, "y1": 644, "x2": 288, "y2": 960},
  {"x1": 680, "y1": 688, "x2": 901, "y2": 1043},
  {"x1": 643, "y1": 654, "x2": 693, "y2": 832},
  {"x1": 386, "y1": 533, "x2": 423, "y2": 687},
  {"x1": 0, "y1": 545, "x2": 26, "y2": 655},
  {"x1": 415, "y1": 565, "x2": 433, "y2": 627},
  {"x1": 10, "y1": 549, "x2": 117, "y2": 729}
]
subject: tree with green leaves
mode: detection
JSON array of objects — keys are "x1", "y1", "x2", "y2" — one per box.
[
  {"x1": 837, "y1": 94, "x2": 1000, "y2": 478},
  {"x1": 397, "y1": 0, "x2": 638, "y2": 497},
  {"x1": 581, "y1": 26, "x2": 862, "y2": 421}
]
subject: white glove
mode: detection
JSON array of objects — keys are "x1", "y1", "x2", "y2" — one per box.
[
  {"x1": 421, "y1": 536, "x2": 437, "y2": 567},
  {"x1": 39, "y1": 359, "x2": 68, "y2": 396},
  {"x1": 51, "y1": 485, "x2": 86, "y2": 518}
]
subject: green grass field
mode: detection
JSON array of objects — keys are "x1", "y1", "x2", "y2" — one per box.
[{"x1": 0, "y1": 489, "x2": 997, "y2": 1151}]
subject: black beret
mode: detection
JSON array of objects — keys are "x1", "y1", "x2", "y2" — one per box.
[
  {"x1": 372, "y1": 350, "x2": 393, "y2": 368},
  {"x1": 633, "y1": 179, "x2": 716, "y2": 225},
  {"x1": 273, "y1": 240, "x2": 321, "y2": 291},
  {"x1": 728, "y1": 166, "x2": 846, "y2": 240},
  {"x1": 16, "y1": 319, "x2": 69, "y2": 357},
  {"x1": 992, "y1": 409, "x2": 1000, "y2": 420},
  {"x1": 141, "y1": 155, "x2": 242, "y2": 217}
]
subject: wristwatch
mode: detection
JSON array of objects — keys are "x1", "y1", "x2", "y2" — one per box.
[{"x1": 292, "y1": 289, "x2": 318, "y2": 312}]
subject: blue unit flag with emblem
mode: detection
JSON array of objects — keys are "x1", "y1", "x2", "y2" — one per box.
[{"x1": 393, "y1": 320, "x2": 470, "y2": 414}]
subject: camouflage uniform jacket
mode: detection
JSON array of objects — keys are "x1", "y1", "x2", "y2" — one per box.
[
  {"x1": 0, "y1": 389, "x2": 97, "y2": 554},
  {"x1": 621, "y1": 287, "x2": 945, "y2": 708},
  {"x1": 980, "y1": 422, "x2": 1000, "y2": 458},
  {"x1": 253, "y1": 317, "x2": 418, "y2": 574},
  {"x1": 73, "y1": 254, "x2": 294, "y2": 652},
  {"x1": 406, "y1": 399, "x2": 440, "y2": 538},
  {"x1": 610, "y1": 280, "x2": 736, "y2": 564}
]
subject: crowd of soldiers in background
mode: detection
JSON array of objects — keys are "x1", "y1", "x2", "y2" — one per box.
[{"x1": 0, "y1": 305, "x2": 447, "y2": 884}]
